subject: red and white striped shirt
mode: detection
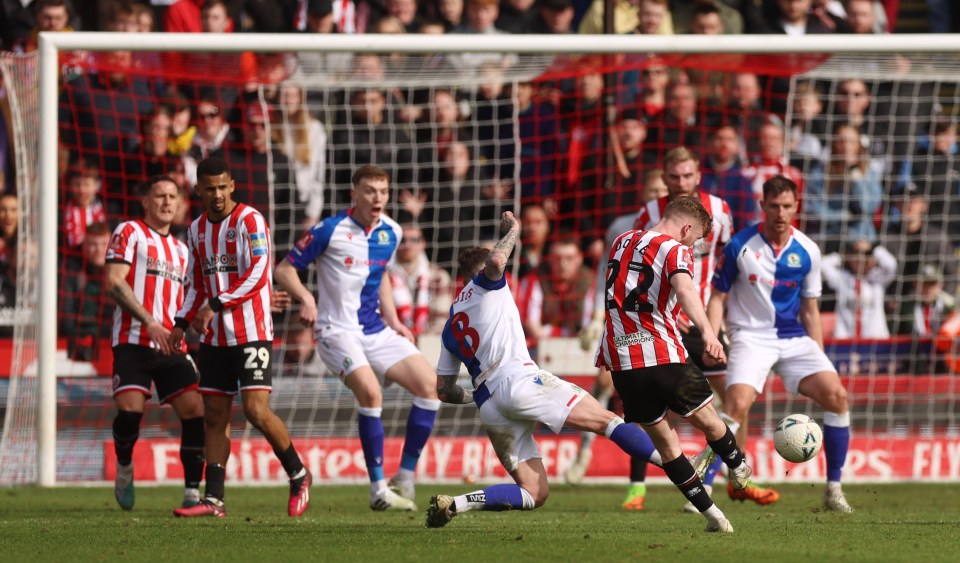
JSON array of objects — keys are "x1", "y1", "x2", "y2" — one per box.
[
  {"x1": 64, "y1": 200, "x2": 106, "y2": 248},
  {"x1": 106, "y1": 220, "x2": 190, "y2": 350},
  {"x1": 177, "y1": 203, "x2": 273, "y2": 346},
  {"x1": 633, "y1": 192, "x2": 732, "y2": 307},
  {"x1": 595, "y1": 230, "x2": 694, "y2": 371}
]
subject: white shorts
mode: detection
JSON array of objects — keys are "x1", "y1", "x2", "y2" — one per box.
[
  {"x1": 316, "y1": 326, "x2": 420, "y2": 382},
  {"x1": 726, "y1": 330, "x2": 837, "y2": 394},
  {"x1": 478, "y1": 370, "x2": 587, "y2": 473}
]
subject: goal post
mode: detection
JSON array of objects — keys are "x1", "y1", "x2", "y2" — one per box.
[{"x1": 20, "y1": 31, "x2": 960, "y2": 486}]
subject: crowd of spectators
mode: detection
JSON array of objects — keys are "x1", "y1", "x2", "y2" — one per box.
[{"x1": 0, "y1": 0, "x2": 957, "y2": 372}]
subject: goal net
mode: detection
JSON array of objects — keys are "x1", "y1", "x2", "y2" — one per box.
[{"x1": 3, "y1": 34, "x2": 960, "y2": 485}]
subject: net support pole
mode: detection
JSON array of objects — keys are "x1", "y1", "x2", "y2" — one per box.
[{"x1": 37, "y1": 35, "x2": 60, "y2": 487}]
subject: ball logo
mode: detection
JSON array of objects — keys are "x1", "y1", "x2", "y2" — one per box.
[{"x1": 226, "y1": 228, "x2": 237, "y2": 242}]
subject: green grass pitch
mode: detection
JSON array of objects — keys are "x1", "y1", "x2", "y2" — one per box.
[{"x1": 1, "y1": 484, "x2": 958, "y2": 562}]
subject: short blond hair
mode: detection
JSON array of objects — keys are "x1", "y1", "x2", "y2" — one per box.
[{"x1": 663, "y1": 146, "x2": 699, "y2": 169}]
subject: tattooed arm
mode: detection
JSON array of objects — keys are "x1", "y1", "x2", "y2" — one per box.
[
  {"x1": 105, "y1": 261, "x2": 173, "y2": 355},
  {"x1": 483, "y1": 211, "x2": 521, "y2": 282},
  {"x1": 437, "y1": 374, "x2": 473, "y2": 405}
]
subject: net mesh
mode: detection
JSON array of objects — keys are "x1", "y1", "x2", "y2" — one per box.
[{"x1": 2, "y1": 45, "x2": 960, "y2": 484}]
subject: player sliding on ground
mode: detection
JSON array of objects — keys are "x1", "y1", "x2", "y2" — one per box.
[
  {"x1": 426, "y1": 211, "x2": 666, "y2": 528},
  {"x1": 597, "y1": 196, "x2": 752, "y2": 533},
  {"x1": 275, "y1": 164, "x2": 445, "y2": 512}
]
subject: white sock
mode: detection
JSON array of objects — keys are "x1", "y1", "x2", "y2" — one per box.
[
  {"x1": 519, "y1": 488, "x2": 535, "y2": 510},
  {"x1": 184, "y1": 488, "x2": 200, "y2": 502},
  {"x1": 116, "y1": 462, "x2": 133, "y2": 487},
  {"x1": 827, "y1": 480, "x2": 842, "y2": 493},
  {"x1": 396, "y1": 467, "x2": 415, "y2": 483},
  {"x1": 454, "y1": 490, "x2": 486, "y2": 513},
  {"x1": 704, "y1": 504, "x2": 724, "y2": 521},
  {"x1": 648, "y1": 449, "x2": 663, "y2": 467},
  {"x1": 370, "y1": 479, "x2": 387, "y2": 497}
]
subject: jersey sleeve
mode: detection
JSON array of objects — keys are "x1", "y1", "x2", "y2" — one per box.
[
  {"x1": 176, "y1": 229, "x2": 206, "y2": 324},
  {"x1": 105, "y1": 223, "x2": 137, "y2": 264},
  {"x1": 801, "y1": 242, "x2": 823, "y2": 299},
  {"x1": 711, "y1": 239, "x2": 740, "y2": 293},
  {"x1": 212, "y1": 212, "x2": 271, "y2": 311},
  {"x1": 436, "y1": 344, "x2": 463, "y2": 377},
  {"x1": 665, "y1": 243, "x2": 694, "y2": 279},
  {"x1": 718, "y1": 200, "x2": 733, "y2": 246},
  {"x1": 285, "y1": 217, "x2": 335, "y2": 270}
]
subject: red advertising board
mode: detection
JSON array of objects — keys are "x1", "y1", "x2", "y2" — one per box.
[{"x1": 104, "y1": 435, "x2": 960, "y2": 483}]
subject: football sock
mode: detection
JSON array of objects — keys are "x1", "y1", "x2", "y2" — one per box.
[
  {"x1": 823, "y1": 411, "x2": 851, "y2": 483},
  {"x1": 273, "y1": 443, "x2": 305, "y2": 479},
  {"x1": 180, "y1": 416, "x2": 205, "y2": 490},
  {"x1": 358, "y1": 407, "x2": 386, "y2": 486},
  {"x1": 703, "y1": 456, "x2": 724, "y2": 486},
  {"x1": 708, "y1": 425, "x2": 746, "y2": 469},
  {"x1": 112, "y1": 410, "x2": 143, "y2": 466},
  {"x1": 605, "y1": 418, "x2": 660, "y2": 466},
  {"x1": 453, "y1": 484, "x2": 535, "y2": 513},
  {"x1": 399, "y1": 397, "x2": 440, "y2": 473},
  {"x1": 720, "y1": 412, "x2": 740, "y2": 435},
  {"x1": 662, "y1": 455, "x2": 713, "y2": 513},
  {"x1": 629, "y1": 456, "x2": 648, "y2": 483},
  {"x1": 205, "y1": 463, "x2": 226, "y2": 503}
]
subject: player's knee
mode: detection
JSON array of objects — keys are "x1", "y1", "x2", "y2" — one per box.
[
  {"x1": 242, "y1": 401, "x2": 273, "y2": 428},
  {"x1": 724, "y1": 396, "x2": 751, "y2": 421},
  {"x1": 528, "y1": 484, "x2": 550, "y2": 508},
  {"x1": 823, "y1": 386, "x2": 848, "y2": 413}
]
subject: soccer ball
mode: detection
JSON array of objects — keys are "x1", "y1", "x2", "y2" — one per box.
[{"x1": 773, "y1": 414, "x2": 823, "y2": 463}]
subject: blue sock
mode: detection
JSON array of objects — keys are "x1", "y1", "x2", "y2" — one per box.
[
  {"x1": 481, "y1": 484, "x2": 528, "y2": 511},
  {"x1": 606, "y1": 418, "x2": 656, "y2": 462},
  {"x1": 400, "y1": 398, "x2": 440, "y2": 472},
  {"x1": 358, "y1": 407, "x2": 385, "y2": 483},
  {"x1": 823, "y1": 412, "x2": 851, "y2": 483},
  {"x1": 703, "y1": 456, "x2": 724, "y2": 486}
]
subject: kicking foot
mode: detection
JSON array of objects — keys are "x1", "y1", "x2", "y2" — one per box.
[
  {"x1": 621, "y1": 484, "x2": 646, "y2": 511},
  {"x1": 426, "y1": 495, "x2": 456, "y2": 528},
  {"x1": 727, "y1": 480, "x2": 780, "y2": 505}
]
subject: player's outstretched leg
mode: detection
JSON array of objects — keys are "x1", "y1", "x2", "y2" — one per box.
[
  {"x1": 112, "y1": 410, "x2": 142, "y2": 511},
  {"x1": 663, "y1": 455, "x2": 733, "y2": 533},
  {"x1": 389, "y1": 397, "x2": 441, "y2": 503},
  {"x1": 426, "y1": 484, "x2": 537, "y2": 528},
  {"x1": 822, "y1": 411, "x2": 853, "y2": 512}
]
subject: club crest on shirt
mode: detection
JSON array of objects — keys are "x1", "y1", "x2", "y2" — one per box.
[
  {"x1": 344, "y1": 256, "x2": 354, "y2": 270},
  {"x1": 378, "y1": 230, "x2": 390, "y2": 245},
  {"x1": 787, "y1": 253, "x2": 801, "y2": 268},
  {"x1": 226, "y1": 228, "x2": 237, "y2": 242}
]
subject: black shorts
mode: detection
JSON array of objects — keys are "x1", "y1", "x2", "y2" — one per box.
[
  {"x1": 111, "y1": 344, "x2": 199, "y2": 403},
  {"x1": 682, "y1": 325, "x2": 729, "y2": 376},
  {"x1": 611, "y1": 362, "x2": 714, "y2": 426},
  {"x1": 196, "y1": 341, "x2": 273, "y2": 396}
]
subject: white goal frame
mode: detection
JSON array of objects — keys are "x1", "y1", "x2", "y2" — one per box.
[{"x1": 36, "y1": 32, "x2": 960, "y2": 486}]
